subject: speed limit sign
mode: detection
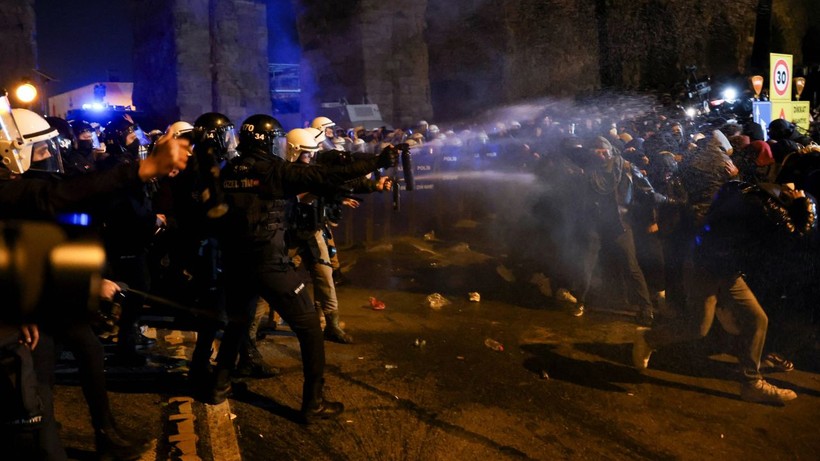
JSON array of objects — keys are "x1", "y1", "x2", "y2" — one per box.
[{"x1": 769, "y1": 53, "x2": 792, "y2": 101}]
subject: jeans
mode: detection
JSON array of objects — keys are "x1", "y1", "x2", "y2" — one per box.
[{"x1": 645, "y1": 272, "x2": 767, "y2": 381}]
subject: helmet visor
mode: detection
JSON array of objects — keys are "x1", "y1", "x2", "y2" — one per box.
[
  {"x1": 222, "y1": 125, "x2": 239, "y2": 160},
  {"x1": 272, "y1": 136, "x2": 286, "y2": 159},
  {"x1": 76, "y1": 129, "x2": 102, "y2": 150},
  {"x1": 28, "y1": 138, "x2": 64, "y2": 173}
]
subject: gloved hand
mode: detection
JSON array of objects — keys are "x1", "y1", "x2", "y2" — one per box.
[{"x1": 377, "y1": 145, "x2": 399, "y2": 169}]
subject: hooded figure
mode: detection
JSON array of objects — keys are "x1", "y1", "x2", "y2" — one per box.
[{"x1": 680, "y1": 130, "x2": 738, "y2": 226}]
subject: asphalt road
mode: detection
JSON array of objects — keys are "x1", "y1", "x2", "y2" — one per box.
[{"x1": 53, "y1": 234, "x2": 820, "y2": 461}]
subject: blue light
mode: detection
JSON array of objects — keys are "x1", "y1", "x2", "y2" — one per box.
[{"x1": 56, "y1": 213, "x2": 91, "y2": 227}]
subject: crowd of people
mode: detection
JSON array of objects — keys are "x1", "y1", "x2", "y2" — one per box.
[{"x1": 1, "y1": 88, "x2": 819, "y2": 460}]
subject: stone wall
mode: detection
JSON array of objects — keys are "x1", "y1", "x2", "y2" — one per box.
[
  {"x1": 294, "y1": 0, "x2": 433, "y2": 128},
  {"x1": 0, "y1": 0, "x2": 38, "y2": 108},
  {"x1": 6, "y1": 0, "x2": 813, "y2": 128},
  {"x1": 132, "y1": 0, "x2": 270, "y2": 128}
]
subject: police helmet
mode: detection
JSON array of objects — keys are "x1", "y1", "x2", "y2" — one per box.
[
  {"x1": 193, "y1": 112, "x2": 237, "y2": 159},
  {"x1": 0, "y1": 108, "x2": 63, "y2": 174},
  {"x1": 45, "y1": 116, "x2": 75, "y2": 156},
  {"x1": 104, "y1": 114, "x2": 149, "y2": 149},
  {"x1": 70, "y1": 120, "x2": 102, "y2": 151},
  {"x1": 305, "y1": 127, "x2": 326, "y2": 145},
  {"x1": 310, "y1": 116, "x2": 335, "y2": 131},
  {"x1": 285, "y1": 128, "x2": 320, "y2": 162},
  {"x1": 70, "y1": 120, "x2": 94, "y2": 137},
  {"x1": 166, "y1": 121, "x2": 195, "y2": 141},
  {"x1": 239, "y1": 114, "x2": 285, "y2": 158}
]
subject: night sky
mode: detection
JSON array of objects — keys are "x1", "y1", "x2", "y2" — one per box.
[
  {"x1": 35, "y1": 0, "x2": 134, "y2": 95},
  {"x1": 35, "y1": 0, "x2": 300, "y2": 96}
]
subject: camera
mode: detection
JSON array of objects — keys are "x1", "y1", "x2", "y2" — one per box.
[{"x1": 1, "y1": 221, "x2": 104, "y2": 324}]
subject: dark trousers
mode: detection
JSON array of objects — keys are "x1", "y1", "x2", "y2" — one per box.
[
  {"x1": 108, "y1": 252, "x2": 150, "y2": 357},
  {"x1": 579, "y1": 226, "x2": 652, "y2": 311},
  {"x1": 48, "y1": 322, "x2": 112, "y2": 430},
  {"x1": 30, "y1": 334, "x2": 67, "y2": 461},
  {"x1": 216, "y1": 264, "x2": 325, "y2": 409}
]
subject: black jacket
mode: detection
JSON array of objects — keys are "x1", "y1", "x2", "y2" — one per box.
[
  {"x1": 216, "y1": 148, "x2": 381, "y2": 271},
  {"x1": 0, "y1": 163, "x2": 141, "y2": 220},
  {"x1": 694, "y1": 181, "x2": 817, "y2": 277}
]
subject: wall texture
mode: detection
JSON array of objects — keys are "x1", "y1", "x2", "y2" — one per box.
[
  {"x1": 131, "y1": 0, "x2": 271, "y2": 128},
  {"x1": 294, "y1": 0, "x2": 820, "y2": 124},
  {"x1": 5, "y1": 1, "x2": 818, "y2": 126},
  {"x1": 0, "y1": 0, "x2": 39, "y2": 108}
]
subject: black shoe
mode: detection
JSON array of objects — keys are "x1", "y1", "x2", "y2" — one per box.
[
  {"x1": 256, "y1": 324, "x2": 277, "y2": 341},
  {"x1": 323, "y1": 312, "x2": 353, "y2": 344},
  {"x1": 107, "y1": 352, "x2": 147, "y2": 368},
  {"x1": 202, "y1": 368, "x2": 232, "y2": 405},
  {"x1": 234, "y1": 361, "x2": 280, "y2": 379},
  {"x1": 324, "y1": 326, "x2": 354, "y2": 344},
  {"x1": 95, "y1": 427, "x2": 152, "y2": 461},
  {"x1": 300, "y1": 399, "x2": 344, "y2": 424}
]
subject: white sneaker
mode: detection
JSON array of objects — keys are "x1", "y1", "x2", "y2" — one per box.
[
  {"x1": 556, "y1": 288, "x2": 578, "y2": 304},
  {"x1": 741, "y1": 379, "x2": 797, "y2": 404},
  {"x1": 632, "y1": 327, "x2": 653, "y2": 371}
]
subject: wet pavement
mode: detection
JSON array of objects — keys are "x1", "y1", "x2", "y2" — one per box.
[{"x1": 53, "y1": 232, "x2": 820, "y2": 460}]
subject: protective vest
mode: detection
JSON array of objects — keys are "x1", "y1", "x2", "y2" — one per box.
[{"x1": 222, "y1": 155, "x2": 292, "y2": 266}]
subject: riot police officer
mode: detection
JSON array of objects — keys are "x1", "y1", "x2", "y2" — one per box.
[{"x1": 207, "y1": 113, "x2": 397, "y2": 423}]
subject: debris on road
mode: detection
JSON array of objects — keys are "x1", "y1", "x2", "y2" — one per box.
[
  {"x1": 369, "y1": 297, "x2": 386, "y2": 310},
  {"x1": 484, "y1": 338, "x2": 504, "y2": 351},
  {"x1": 426, "y1": 293, "x2": 450, "y2": 310},
  {"x1": 468, "y1": 292, "x2": 481, "y2": 302}
]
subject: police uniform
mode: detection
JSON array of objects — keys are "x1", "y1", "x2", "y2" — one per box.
[{"x1": 211, "y1": 145, "x2": 389, "y2": 414}]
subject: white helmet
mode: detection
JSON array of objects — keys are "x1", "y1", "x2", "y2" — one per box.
[
  {"x1": 285, "y1": 128, "x2": 320, "y2": 162},
  {"x1": 305, "y1": 127, "x2": 326, "y2": 145},
  {"x1": 1, "y1": 108, "x2": 62, "y2": 174},
  {"x1": 166, "y1": 120, "x2": 194, "y2": 141},
  {"x1": 428, "y1": 124, "x2": 440, "y2": 134},
  {"x1": 310, "y1": 116, "x2": 335, "y2": 131}
]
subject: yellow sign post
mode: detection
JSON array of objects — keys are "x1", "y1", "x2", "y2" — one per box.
[
  {"x1": 769, "y1": 53, "x2": 793, "y2": 101},
  {"x1": 771, "y1": 101, "x2": 793, "y2": 124},
  {"x1": 791, "y1": 101, "x2": 810, "y2": 133}
]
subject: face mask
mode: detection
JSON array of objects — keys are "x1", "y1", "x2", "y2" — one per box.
[
  {"x1": 78, "y1": 139, "x2": 94, "y2": 151},
  {"x1": 30, "y1": 159, "x2": 52, "y2": 170}
]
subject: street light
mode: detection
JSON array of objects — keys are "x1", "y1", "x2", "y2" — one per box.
[
  {"x1": 794, "y1": 77, "x2": 806, "y2": 100},
  {"x1": 15, "y1": 82, "x2": 38, "y2": 103}
]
